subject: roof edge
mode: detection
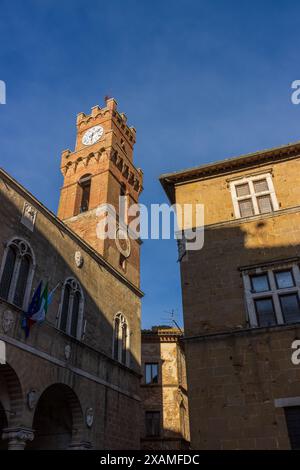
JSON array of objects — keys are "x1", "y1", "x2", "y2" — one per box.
[{"x1": 159, "y1": 139, "x2": 300, "y2": 203}]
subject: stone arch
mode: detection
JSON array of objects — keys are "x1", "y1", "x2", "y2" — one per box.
[
  {"x1": 0, "y1": 362, "x2": 24, "y2": 450},
  {"x1": 0, "y1": 236, "x2": 36, "y2": 310},
  {"x1": 112, "y1": 312, "x2": 130, "y2": 366},
  {"x1": 57, "y1": 277, "x2": 85, "y2": 339},
  {"x1": 27, "y1": 383, "x2": 84, "y2": 450},
  {"x1": 0, "y1": 362, "x2": 24, "y2": 427}
]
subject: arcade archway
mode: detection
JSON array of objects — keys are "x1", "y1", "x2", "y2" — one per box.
[
  {"x1": 27, "y1": 383, "x2": 84, "y2": 450},
  {"x1": 0, "y1": 363, "x2": 24, "y2": 450}
]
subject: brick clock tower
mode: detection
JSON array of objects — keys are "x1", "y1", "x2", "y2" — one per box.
[{"x1": 57, "y1": 97, "x2": 143, "y2": 287}]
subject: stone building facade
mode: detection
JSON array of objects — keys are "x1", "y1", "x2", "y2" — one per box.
[
  {"x1": 140, "y1": 327, "x2": 190, "y2": 450},
  {"x1": 160, "y1": 141, "x2": 300, "y2": 449},
  {"x1": 0, "y1": 98, "x2": 143, "y2": 449}
]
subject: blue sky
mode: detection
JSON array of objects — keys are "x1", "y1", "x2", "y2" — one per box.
[{"x1": 1, "y1": 0, "x2": 300, "y2": 328}]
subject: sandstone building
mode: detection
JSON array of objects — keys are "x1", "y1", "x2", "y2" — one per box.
[
  {"x1": 140, "y1": 326, "x2": 190, "y2": 450},
  {"x1": 160, "y1": 141, "x2": 300, "y2": 449},
  {"x1": 0, "y1": 98, "x2": 143, "y2": 449}
]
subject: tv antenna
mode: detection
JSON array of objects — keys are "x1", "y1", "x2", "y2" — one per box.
[{"x1": 161, "y1": 308, "x2": 183, "y2": 333}]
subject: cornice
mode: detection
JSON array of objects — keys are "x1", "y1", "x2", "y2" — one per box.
[
  {"x1": 61, "y1": 147, "x2": 143, "y2": 194},
  {"x1": 204, "y1": 204, "x2": 300, "y2": 231},
  {"x1": 160, "y1": 140, "x2": 300, "y2": 203},
  {"x1": 141, "y1": 328, "x2": 183, "y2": 342}
]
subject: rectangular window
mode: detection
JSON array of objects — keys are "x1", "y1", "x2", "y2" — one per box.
[
  {"x1": 243, "y1": 263, "x2": 300, "y2": 328},
  {"x1": 250, "y1": 273, "x2": 270, "y2": 293},
  {"x1": 253, "y1": 179, "x2": 269, "y2": 193},
  {"x1": 284, "y1": 406, "x2": 300, "y2": 450},
  {"x1": 238, "y1": 199, "x2": 254, "y2": 218},
  {"x1": 79, "y1": 177, "x2": 91, "y2": 213},
  {"x1": 254, "y1": 298, "x2": 277, "y2": 327},
  {"x1": 236, "y1": 183, "x2": 250, "y2": 197},
  {"x1": 230, "y1": 173, "x2": 278, "y2": 219},
  {"x1": 145, "y1": 363, "x2": 159, "y2": 384},
  {"x1": 280, "y1": 294, "x2": 300, "y2": 324},
  {"x1": 257, "y1": 194, "x2": 273, "y2": 214},
  {"x1": 275, "y1": 270, "x2": 294, "y2": 289},
  {"x1": 145, "y1": 411, "x2": 160, "y2": 437}
]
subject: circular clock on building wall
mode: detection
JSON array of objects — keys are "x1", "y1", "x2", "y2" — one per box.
[
  {"x1": 82, "y1": 125, "x2": 104, "y2": 146},
  {"x1": 115, "y1": 228, "x2": 131, "y2": 258}
]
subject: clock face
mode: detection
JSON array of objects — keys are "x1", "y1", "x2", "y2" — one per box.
[{"x1": 82, "y1": 125, "x2": 104, "y2": 146}]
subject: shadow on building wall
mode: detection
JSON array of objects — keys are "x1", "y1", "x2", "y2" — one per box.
[
  {"x1": 0, "y1": 187, "x2": 141, "y2": 449},
  {"x1": 140, "y1": 329, "x2": 190, "y2": 450},
  {"x1": 180, "y1": 214, "x2": 300, "y2": 449}
]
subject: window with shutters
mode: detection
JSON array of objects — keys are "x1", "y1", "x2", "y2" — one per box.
[
  {"x1": 58, "y1": 278, "x2": 84, "y2": 339},
  {"x1": 0, "y1": 238, "x2": 35, "y2": 309},
  {"x1": 230, "y1": 173, "x2": 278, "y2": 219},
  {"x1": 242, "y1": 263, "x2": 300, "y2": 327},
  {"x1": 112, "y1": 313, "x2": 129, "y2": 366},
  {"x1": 284, "y1": 406, "x2": 300, "y2": 450},
  {"x1": 145, "y1": 411, "x2": 161, "y2": 437}
]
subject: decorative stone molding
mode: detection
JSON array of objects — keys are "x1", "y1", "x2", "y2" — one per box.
[
  {"x1": 27, "y1": 389, "x2": 38, "y2": 410},
  {"x1": 64, "y1": 344, "x2": 71, "y2": 361},
  {"x1": 68, "y1": 440, "x2": 93, "y2": 450},
  {"x1": 61, "y1": 148, "x2": 108, "y2": 176},
  {"x1": 21, "y1": 202, "x2": 37, "y2": 232},
  {"x1": 2, "y1": 309, "x2": 15, "y2": 333},
  {"x1": 2, "y1": 427, "x2": 34, "y2": 450},
  {"x1": 74, "y1": 251, "x2": 84, "y2": 268},
  {"x1": 109, "y1": 150, "x2": 142, "y2": 193},
  {"x1": 274, "y1": 397, "x2": 300, "y2": 408},
  {"x1": 85, "y1": 407, "x2": 94, "y2": 428}
]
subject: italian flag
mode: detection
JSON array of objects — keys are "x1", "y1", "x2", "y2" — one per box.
[{"x1": 23, "y1": 282, "x2": 60, "y2": 336}]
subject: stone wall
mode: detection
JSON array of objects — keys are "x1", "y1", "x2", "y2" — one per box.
[
  {"x1": 140, "y1": 328, "x2": 190, "y2": 450},
  {"x1": 162, "y1": 149, "x2": 300, "y2": 449},
  {"x1": 0, "y1": 169, "x2": 142, "y2": 449}
]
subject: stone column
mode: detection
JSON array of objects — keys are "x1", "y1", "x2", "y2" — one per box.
[
  {"x1": 2, "y1": 427, "x2": 34, "y2": 450},
  {"x1": 68, "y1": 440, "x2": 93, "y2": 450}
]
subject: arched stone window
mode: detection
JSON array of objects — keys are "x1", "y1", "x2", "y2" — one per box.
[
  {"x1": 58, "y1": 278, "x2": 84, "y2": 339},
  {"x1": 0, "y1": 238, "x2": 35, "y2": 309},
  {"x1": 112, "y1": 313, "x2": 129, "y2": 366},
  {"x1": 77, "y1": 174, "x2": 92, "y2": 214}
]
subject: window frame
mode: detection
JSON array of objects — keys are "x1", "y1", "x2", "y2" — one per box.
[
  {"x1": 0, "y1": 237, "x2": 35, "y2": 310},
  {"x1": 112, "y1": 312, "x2": 130, "y2": 367},
  {"x1": 145, "y1": 362, "x2": 159, "y2": 385},
  {"x1": 254, "y1": 296, "x2": 277, "y2": 327},
  {"x1": 242, "y1": 263, "x2": 300, "y2": 327},
  {"x1": 279, "y1": 292, "x2": 300, "y2": 324},
  {"x1": 145, "y1": 411, "x2": 161, "y2": 438},
  {"x1": 76, "y1": 174, "x2": 92, "y2": 215},
  {"x1": 230, "y1": 173, "x2": 279, "y2": 219},
  {"x1": 57, "y1": 277, "x2": 84, "y2": 339},
  {"x1": 284, "y1": 406, "x2": 300, "y2": 450}
]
